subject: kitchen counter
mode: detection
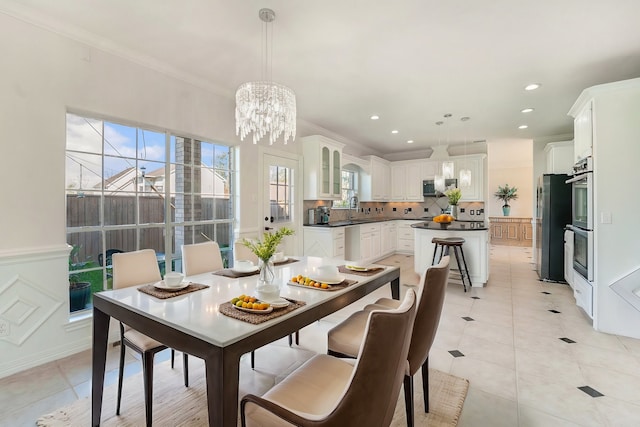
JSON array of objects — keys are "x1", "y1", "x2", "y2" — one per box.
[
  {"x1": 412, "y1": 222, "x2": 489, "y2": 287},
  {"x1": 305, "y1": 217, "x2": 419, "y2": 227},
  {"x1": 411, "y1": 221, "x2": 488, "y2": 231}
]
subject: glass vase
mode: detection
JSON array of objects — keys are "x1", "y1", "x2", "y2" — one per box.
[{"x1": 257, "y1": 257, "x2": 280, "y2": 302}]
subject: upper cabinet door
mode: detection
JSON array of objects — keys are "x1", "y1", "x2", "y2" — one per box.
[
  {"x1": 332, "y1": 149, "x2": 341, "y2": 197},
  {"x1": 454, "y1": 154, "x2": 485, "y2": 202},
  {"x1": 321, "y1": 146, "x2": 330, "y2": 195},
  {"x1": 574, "y1": 101, "x2": 593, "y2": 163},
  {"x1": 302, "y1": 136, "x2": 345, "y2": 200}
]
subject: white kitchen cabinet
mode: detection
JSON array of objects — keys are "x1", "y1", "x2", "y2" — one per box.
[
  {"x1": 421, "y1": 160, "x2": 441, "y2": 180},
  {"x1": 572, "y1": 100, "x2": 593, "y2": 163},
  {"x1": 361, "y1": 156, "x2": 390, "y2": 201},
  {"x1": 390, "y1": 161, "x2": 423, "y2": 201},
  {"x1": 396, "y1": 220, "x2": 421, "y2": 253},
  {"x1": 381, "y1": 222, "x2": 397, "y2": 255},
  {"x1": 345, "y1": 223, "x2": 381, "y2": 264},
  {"x1": 544, "y1": 141, "x2": 574, "y2": 175},
  {"x1": 453, "y1": 154, "x2": 485, "y2": 202},
  {"x1": 303, "y1": 227, "x2": 345, "y2": 258},
  {"x1": 302, "y1": 135, "x2": 345, "y2": 200}
]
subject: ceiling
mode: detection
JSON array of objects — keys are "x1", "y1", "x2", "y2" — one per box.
[{"x1": 4, "y1": 0, "x2": 640, "y2": 155}]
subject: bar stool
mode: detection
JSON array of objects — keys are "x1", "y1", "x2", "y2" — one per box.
[{"x1": 431, "y1": 237, "x2": 472, "y2": 292}]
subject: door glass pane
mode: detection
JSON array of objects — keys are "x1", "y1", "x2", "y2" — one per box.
[
  {"x1": 66, "y1": 192, "x2": 101, "y2": 227},
  {"x1": 333, "y1": 150, "x2": 341, "y2": 194},
  {"x1": 321, "y1": 146, "x2": 330, "y2": 194},
  {"x1": 66, "y1": 113, "x2": 103, "y2": 154},
  {"x1": 269, "y1": 165, "x2": 293, "y2": 223},
  {"x1": 104, "y1": 193, "x2": 136, "y2": 226}
]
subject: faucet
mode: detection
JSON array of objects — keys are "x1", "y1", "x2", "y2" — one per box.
[{"x1": 348, "y1": 196, "x2": 358, "y2": 220}]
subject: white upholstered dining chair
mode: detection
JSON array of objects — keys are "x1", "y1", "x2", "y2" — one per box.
[
  {"x1": 112, "y1": 249, "x2": 189, "y2": 427},
  {"x1": 181, "y1": 241, "x2": 224, "y2": 276},
  {"x1": 241, "y1": 289, "x2": 417, "y2": 427},
  {"x1": 327, "y1": 256, "x2": 451, "y2": 427}
]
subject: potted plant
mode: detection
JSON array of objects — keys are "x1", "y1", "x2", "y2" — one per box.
[
  {"x1": 444, "y1": 187, "x2": 462, "y2": 218},
  {"x1": 68, "y1": 245, "x2": 101, "y2": 312},
  {"x1": 242, "y1": 227, "x2": 294, "y2": 294},
  {"x1": 494, "y1": 184, "x2": 518, "y2": 216}
]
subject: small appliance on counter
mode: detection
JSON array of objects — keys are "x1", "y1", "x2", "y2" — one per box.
[
  {"x1": 317, "y1": 206, "x2": 330, "y2": 224},
  {"x1": 307, "y1": 208, "x2": 316, "y2": 225}
]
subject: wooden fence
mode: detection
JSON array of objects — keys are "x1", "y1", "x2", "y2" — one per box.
[{"x1": 67, "y1": 194, "x2": 232, "y2": 264}]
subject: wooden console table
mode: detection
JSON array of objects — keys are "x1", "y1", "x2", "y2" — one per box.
[{"x1": 489, "y1": 217, "x2": 533, "y2": 247}]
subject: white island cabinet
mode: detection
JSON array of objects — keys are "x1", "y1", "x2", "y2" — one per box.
[{"x1": 413, "y1": 223, "x2": 489, "y2": 287}]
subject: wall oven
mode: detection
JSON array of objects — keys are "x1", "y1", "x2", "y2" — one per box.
[
  {"x1": 566, "y1": 166, "x2": 593, "y2": 230},
  {"x1": 573, "y1": 227, "x2": 593, "y2": 282}
]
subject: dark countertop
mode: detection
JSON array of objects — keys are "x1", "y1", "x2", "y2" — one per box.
[
  {"x1": 304, "y1": 217, "x2": 428, "y2": 228},
  {"x1": 411, "y1": 221, "x2": 488, "y2": 231}
]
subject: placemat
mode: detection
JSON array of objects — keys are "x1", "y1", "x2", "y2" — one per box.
[
  {"x1": 213, "y1": 268, "x2": 260, "y2": 278},
  {"x1": 338, "y1": 265, "x2": 385, "y2": 276},
  {"x1": 138, "y1": 282, "x2": 209, "y2": 299},
  {"x1": 288, "y1": 278, "x2": 358, "y2": 292},
  {"x1": 273, "y1": 257, "x2": 300, "y2": 266},
  {"x1": 219, "y1": 298, "x2": 306, "y2": 324}
]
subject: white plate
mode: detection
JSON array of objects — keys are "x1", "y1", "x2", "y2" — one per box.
[
  {"x1": 311, "y1": 274, "x2": 345, "y2": 285},
  {"x1": 153, "y1": 281, "x2": 190, "y2": 290},
  {"x1": 269, "y1": 298, "x2": 291, "y2": 308},
  {"x1": 231, "y1": 265, "x2": 259, "y2": 274},
  {"x1": 345, "y1": 265, "x2": 373, "y2": 272},
  {"x1": 288, "y1": 281, "x2": 333, "y2": 291},
  {"x1": 273, "y1": 257, "x2": 290, "y2": 264},
  {"x1": 232, "y1": 304, "x2": 274, "y2": 314}
]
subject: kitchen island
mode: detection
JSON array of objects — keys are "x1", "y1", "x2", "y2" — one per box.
[{"x1": 412, "y1": 221, "x2": 489, "y2": 287}]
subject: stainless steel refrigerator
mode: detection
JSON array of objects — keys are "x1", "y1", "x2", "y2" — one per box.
[{"x1": 536, "y1": 174, "x2": 572, "y2": 282}]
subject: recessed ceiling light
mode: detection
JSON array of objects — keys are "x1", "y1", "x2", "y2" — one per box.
[
  {"x1": 524, "y1": 83, "x2": 541, "y2": 91},
  {"x1": 391, "y1": 130, "x2": 399, "y2": 134},
  {"x1": 521, "y1": 108, "x2": 534, "y2": 113},
  {"x1": 518, "y1": 125, "x2": 528, "y2": 129},
  {"x1": 407, "y1": 140, "x2": 414, "y2": 144},
  {"x1": 370, "y1": 115, "x2": 379, "y2": 120}
]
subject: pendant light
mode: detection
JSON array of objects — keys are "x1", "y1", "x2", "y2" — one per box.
[
  {"x1": 434, "y1": 120, "x2": 446, "y2": 193},
  {"x1": 459, "y1": 116, "x2": 472, "y2": 187},
  {"x1": 235, "y1": 8, "x2": 296, "y2": 145},
  {"x1": 441, "y1": 113, "x2": 454, "y2": 180}
]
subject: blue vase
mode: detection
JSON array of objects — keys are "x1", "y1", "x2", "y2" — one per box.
[{"x1": 502, "y1": 205, "x2": 511, "y2": 216}]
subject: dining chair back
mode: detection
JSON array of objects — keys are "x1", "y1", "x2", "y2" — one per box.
[
  {"x1": 181, "y1": 241, "x2": 224, "y2": 276},
  {"x1": 241, "y1": 289, "x2": 417, "y2": 427},
  {"x1": 233, "y1": 240, "x2": 259, "y2": 265},
  {"x1": 327, "y1": 256, "x2": 450, "y2": 427},
  {"x1": 111, "y1": 249, "x2": 188, "y2": 427}
]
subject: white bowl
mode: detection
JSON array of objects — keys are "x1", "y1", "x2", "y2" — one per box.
[{"x1": 164, "y1": 272, "x2": 184, "y2": 287}]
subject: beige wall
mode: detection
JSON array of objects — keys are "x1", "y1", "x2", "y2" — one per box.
[{"x1": 487, "y1": 139, "x2": 533, "y2": 218}]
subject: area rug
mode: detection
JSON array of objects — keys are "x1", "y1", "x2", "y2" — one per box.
[{"x1": 36, "y1": 359, "x2": 468, "y2": 426}]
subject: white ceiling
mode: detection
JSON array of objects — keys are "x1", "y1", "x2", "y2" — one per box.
[{"x1": 4, "y1": 0, "x2": 640, "y2": 155}]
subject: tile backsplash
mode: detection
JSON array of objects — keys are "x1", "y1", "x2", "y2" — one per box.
[{"x1": 303, "y1": 199, "x2": 485, "y2": 223}]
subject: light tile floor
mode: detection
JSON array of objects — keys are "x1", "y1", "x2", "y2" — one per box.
[{"x1": 2, "y1": 245, "x2": 640, "y2": 426}]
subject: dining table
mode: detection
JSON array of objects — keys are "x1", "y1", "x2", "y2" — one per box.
[{"x1": 91, "y1": 256, "x2": 400, "y2": 427}]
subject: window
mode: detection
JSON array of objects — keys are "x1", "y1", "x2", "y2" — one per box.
[
  {"x1": 332, "y1": 170, "x2": 357, "y2": 208},
  {"x1": 65, "y1": 112, "x2": 236, "y2": 313}
]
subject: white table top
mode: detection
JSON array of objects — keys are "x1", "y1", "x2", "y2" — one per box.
[{"x1": 96, "y1": 256, "x2": 396, "y2": 348}]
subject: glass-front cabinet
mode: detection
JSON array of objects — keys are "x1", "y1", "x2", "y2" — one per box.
[{"x1": 302, "y1": 135, "x2": 344, "y2": 200}]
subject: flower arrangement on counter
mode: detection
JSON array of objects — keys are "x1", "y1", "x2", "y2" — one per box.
[{"x1": 444, "y1": 187, "x2": 462, "y2": 206}]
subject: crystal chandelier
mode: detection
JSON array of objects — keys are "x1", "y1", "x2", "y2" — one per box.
[
  {"x1": 459, "y1": 116, "x2": 472, "y2": 187},
  {"x1": 235, "y1": 9, "x2": 296, "y2": 145}
]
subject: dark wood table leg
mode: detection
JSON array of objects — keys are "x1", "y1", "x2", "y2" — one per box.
[
  {"x1": 92, "y1": 306, "x2": 109, "y2": 426},
  {"x1": 205, "y1": 351, "x2": 241, "y2": 427},
  {"x1": 391, "y1": 276, "x2": 400, "y2": 300}
]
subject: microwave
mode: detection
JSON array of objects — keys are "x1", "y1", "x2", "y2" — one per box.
[{"x1": 423, "y1": 179, "x2": 457, "y2": 197}]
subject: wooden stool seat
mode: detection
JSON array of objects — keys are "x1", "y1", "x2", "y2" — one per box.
[{"x1": 431, "y1": 237, "x2": 471, "y2": 292}]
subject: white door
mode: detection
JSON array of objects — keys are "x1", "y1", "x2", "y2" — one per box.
[{"x1": 263, "y1": 153, "x2": 301, "y2": 255}]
